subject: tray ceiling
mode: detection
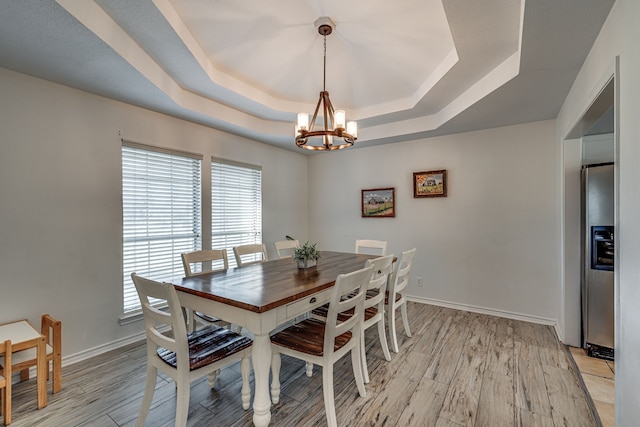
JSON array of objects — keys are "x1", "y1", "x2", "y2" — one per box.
[{"x1": 0, "y1": 0, "x2": 615, "y2": 152}]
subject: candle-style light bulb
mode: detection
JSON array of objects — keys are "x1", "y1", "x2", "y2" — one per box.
[
  {"x1": 334, "y1": 110, "x2": 346, "y2": 129},
  {"x1": 346, "y1": 121, "x2": 358, "y2": 138},
  {"x1": 297, "y1": 113, "x2": 309, "y2": 131}
]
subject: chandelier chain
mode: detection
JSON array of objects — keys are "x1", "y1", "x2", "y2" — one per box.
[{"x1": 323, "y1": 34, "x2": 327, "y2": 92}]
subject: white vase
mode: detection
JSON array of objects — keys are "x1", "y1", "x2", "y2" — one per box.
[{"x1": 296, "y1": 259, "x2": 317, "y2": 269}]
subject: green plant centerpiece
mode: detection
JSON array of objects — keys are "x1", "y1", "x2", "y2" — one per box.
[{"x1": 294, "y1": 241, "x2": 320, "y2": 269}]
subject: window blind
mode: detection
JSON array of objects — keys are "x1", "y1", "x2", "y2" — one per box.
[
  {"x1": 122, "y1": 144, "x2": 202, "y2": 314},
  {"x1": 211, "y1": 160, "x2": 262, "y2": 268}
]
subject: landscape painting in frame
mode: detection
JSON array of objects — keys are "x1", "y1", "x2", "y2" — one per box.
[
  {"x1": 362, "y1": 188, "x2": 395, "y2": 217},
  {"x1": 414, "y1": 170, "x2": 447, "y2": 198}
]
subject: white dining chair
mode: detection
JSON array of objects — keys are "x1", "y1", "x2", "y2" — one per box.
[
  {"x1": 181, "y1": 249, "x2": 228, "y2": 277},
  {"x1": 360, "y1": 254, "x2": 394, "y2": 382},
  {"x1": 355, "y1": 239, "x2": 388, "y2": 256},
  {"x1": 181, "y1": 249, "x2": 230, "y2": 332},
  {"x1": 233, "y1": 243, "x2": 268, "y2": 267},
  {"x1": 131, "y1": 273, "x2": 253, "y2": 427},
  {"x1": 387, "y1": 248, "x2": 417, "y2": 353},
  {"x1": 313, "y1": 254, "x2": 394, "y2": 382},
  {"x1": 274, "y1": 239, "x2": 299, "y2": 259},
  {"x1": 270, "y1": 266, "x2": 372, "y2": 427}
]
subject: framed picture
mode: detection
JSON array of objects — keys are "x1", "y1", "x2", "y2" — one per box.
[
  {"x1": 413, "y1": 170, "x2": 447, "y2": 198},
  {"x1": 361, "y1": 187, "x2": 395, "y2": 217}
]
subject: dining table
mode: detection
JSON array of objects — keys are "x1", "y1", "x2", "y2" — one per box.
[{"x1": 169, "y1": 250, "x2": 376, "y2": 427}]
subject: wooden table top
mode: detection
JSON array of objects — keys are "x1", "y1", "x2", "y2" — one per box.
[{"x1": 170, "y1": 251, "x2": 375, "y2": 313}]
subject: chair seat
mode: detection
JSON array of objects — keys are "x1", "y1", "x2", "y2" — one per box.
[
  {"x1": 311, "y1": 304, "x2": 329, "y2": 318},
  {"x1": 270, "y1": 318, "x2": 352, "y2": 356},
  {"x1": 311, "y1": 304, "x2": 355, "y2": 322},
  {"x1": 312, "y1": 298, "x2": 381, "y2": 321},
  {"x1": 0, "y1": 343, "x2": 53, "y2": 367},
  {"x1": 157, "y1": 325, "x2": 252, "y2": 371},
  {"x1": 312, "y1": 288, "x2": 369, "y2": 317},
  {"x1": 195, "y1": 312, "x2": 223, "y2": 324},
  {"x1": 366, "y1": 289, "x2": 380, "y2": 299},
  {"x1": 382, "y1": 291, "x2": 402, "y2": 305},
  {"x1": 363, "y1": 306, "x2": 381, "y2": 321},
  {"x1": 365, "y1": 289, "x2": 403, "y2": 305}
]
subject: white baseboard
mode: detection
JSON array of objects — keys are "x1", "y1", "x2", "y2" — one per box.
[
  {"x1": 19, "y1": 330, "x2": 147, "y2": 381},
  {"x1": 62, "y1": 331, "x2": 147, "y2": 367},
  {"x1": 407, "y1": 295, "x2": 563, "y2": 340}
]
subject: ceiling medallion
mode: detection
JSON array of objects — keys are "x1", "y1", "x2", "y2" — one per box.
[{"x1": 295, "y1": 17, "x2": 357, "y2": 151}]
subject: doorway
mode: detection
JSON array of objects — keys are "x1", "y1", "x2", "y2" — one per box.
[
  {"x1": 563, "y1": 73, "x2": 617, "y2": 426},
  {"x1": 564, "y1": 77, "x2": 615, "y2": 347}
]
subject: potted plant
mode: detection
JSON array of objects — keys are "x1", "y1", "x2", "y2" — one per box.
[{"x1": 294, "y1": 241, "x2": 320, "y2": 269}]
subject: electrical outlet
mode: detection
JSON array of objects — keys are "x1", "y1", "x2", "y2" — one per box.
[{"x1": 416, "y1": 276, "x2": 423, "y2": 287}]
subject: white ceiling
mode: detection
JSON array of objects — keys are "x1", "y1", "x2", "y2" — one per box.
[{"x1": 0, "y1": 0, "x2": 614, "y2": 153}]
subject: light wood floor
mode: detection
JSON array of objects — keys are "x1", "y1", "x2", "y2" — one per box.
[
  {"x1": 6, "y1": 302, "x2": 600, "y2": 426},
  {"x1": 569, "y1": 347, "x2": 614, "y2": 427}
]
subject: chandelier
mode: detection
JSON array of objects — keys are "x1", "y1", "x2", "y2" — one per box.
[{"x1": 295, "y1": 17, "x2": 357, "y2": 151}]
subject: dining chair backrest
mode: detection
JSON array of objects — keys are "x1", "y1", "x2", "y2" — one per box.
[
  {"x1": 389, "y1": 248, "x2": 417, "y2": 300},
  {"x1": 0, "y1": 339, "x2": 12, "y2": 425},
  {"x1": 181, "y1": 249, "x2": 231, "y2": 331},
  {"x1": 360, "y1": 254, "x2": 394, "y2": 382},
  {"x1": 133, "y1": 273, "x2": 189, "y2": 369},
  {"x1": 355, "y1": 239, "x2": 388, "y2": 256},
  {"x1": 324, "y1": 266, "x2": 372, "y2": 356},
  {"x1": 364, "y1": 254, "x2": 395, "y2": 301},
  {"x1": 181, "y1": 249, "x2": 229, "y2": 277},
  {"x1": 233, "y1": 243, "x2": 268, "y2": 267},
  {"x1": 274, "y1": 240, "x2": 299, "y2": 259},
  {"x1": 387, "y1": 248, "x2": 417, "y2": 353}
]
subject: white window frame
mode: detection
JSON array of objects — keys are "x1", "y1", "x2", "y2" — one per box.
[
  {"x1": 121, "y1": 141, "x2": 202, "y2": 315},
  {"x1": 211, "y1": 159, "x2": 262, "y2": 268}
]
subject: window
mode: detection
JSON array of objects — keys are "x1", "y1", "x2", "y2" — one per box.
[
  {"x1": 122, "y1": 143, "x2": 202, "y2": 314},
  {"x1": 212, "y1": 160, "x2": 262, "y2": 268}
]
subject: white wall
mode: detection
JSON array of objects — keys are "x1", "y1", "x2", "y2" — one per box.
[
  {"x1": 309, "y1": 120, "x2": 561, "y2": 326},
  {"x1": 557, "y1": 0, "x2": 640, "y2": 422},
  {"x1": 0, "y1": 67, "x2": 309, "y2": 358},
  {"x1": 583, "y1": 133, "x2": 615, "y2": 165},
  {"x1": 562, "y1": 138, "x2": 583, "y2": 347}
]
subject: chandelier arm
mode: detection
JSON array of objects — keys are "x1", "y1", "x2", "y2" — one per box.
[
  {"x1": 324, "y1": 92, "x2": 336, "y2": 127},
  {"x1": 309, "y1": 91, "x2": 326, "y2": 133},
  {"x1": 322, "y1": 92, "x2": 331, "y2": 149}
]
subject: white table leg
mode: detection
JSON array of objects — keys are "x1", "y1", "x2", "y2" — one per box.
[{"x1": 252, "y1": 333, "x2": 272, "y2": 427}]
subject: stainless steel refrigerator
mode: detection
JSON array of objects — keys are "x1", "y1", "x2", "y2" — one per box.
[{"x1": 581, "y1": 163, "x2": 614, "y2": 360}]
